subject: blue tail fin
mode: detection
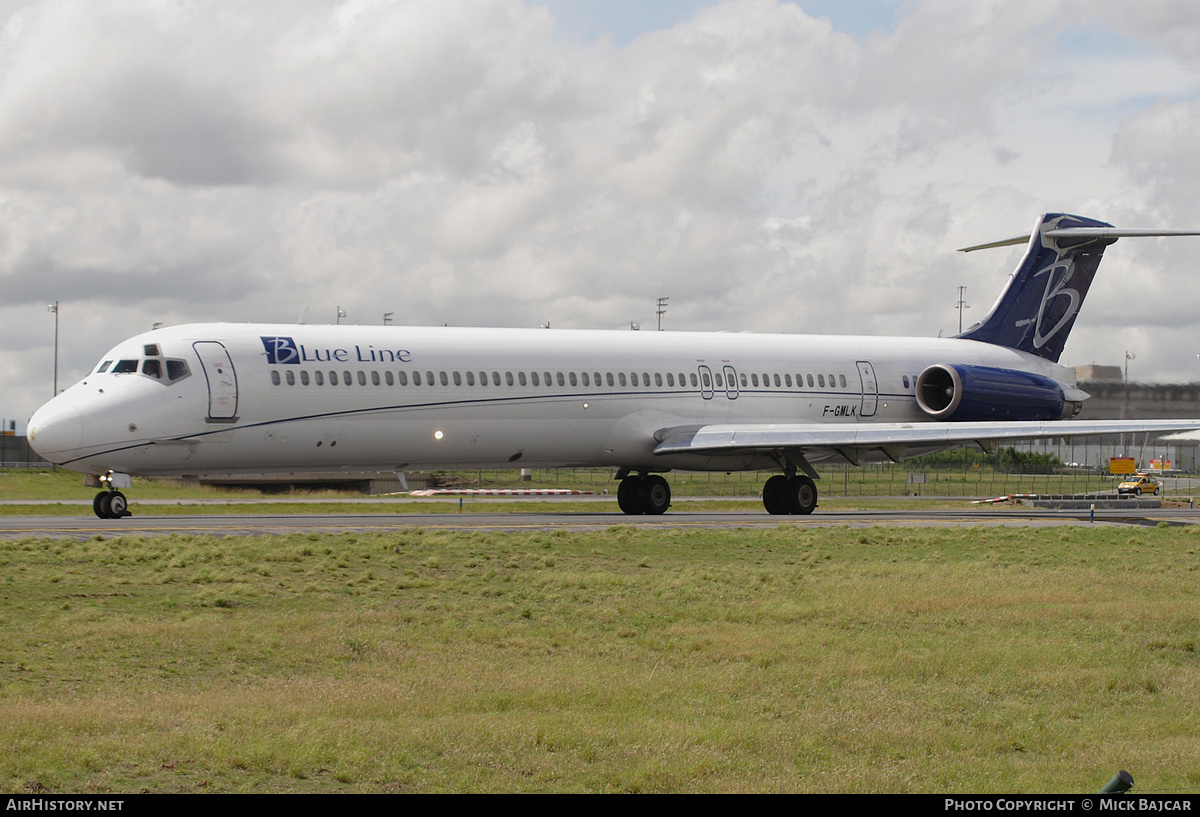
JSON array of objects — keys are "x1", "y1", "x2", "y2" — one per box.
[{"x1": 957, "y1": 213, "x2": 1117, "y2": 362}]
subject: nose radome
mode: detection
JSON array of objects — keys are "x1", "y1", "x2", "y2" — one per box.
[{"x1": 27, "y1": 400, "x2": 82, "y2": 463}]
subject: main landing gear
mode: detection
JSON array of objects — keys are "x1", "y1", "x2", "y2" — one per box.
[
  {"x1": 93, "y1": 489, "x2": 131, "y2": 519},
  {"x1": 614, "y1": 470, "x2": 818, "y2": 516},
  {"x1": 761, "y1": 474, "x2": 818, "y2": 515},
  {"x1": 616, "y1": 473, "x2": 672, "y2": 515}
]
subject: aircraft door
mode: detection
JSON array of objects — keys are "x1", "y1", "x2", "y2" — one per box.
[
  {"x1": 722, "y1": 365, "x2": 739, "y2": 399},
  {"x1": 697, "y1": 365, "x2": 714, "y2": 400},
  {"x1": 193, "y1": 341, "x2": 239, "y2": 422},
  {"x1": 856, "y1": 360, "x2": 878, "y2": 417}
]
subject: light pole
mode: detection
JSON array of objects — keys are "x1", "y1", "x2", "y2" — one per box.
[
  {"x1": 1123, "y1": 350, "x2": 1135, "y2": 456},
  {"x1": 956, "y1": 286, "x2": 969, "y2": 333},
  {"x1": 47, "y1": 302, "x2": 58, "y2": 397},
  {"x1": 656, "y1": 296, "x2": 669, "y2": 331},
  {"x1": 336, "y1": 306, "x2": 346, "y2": 325}
]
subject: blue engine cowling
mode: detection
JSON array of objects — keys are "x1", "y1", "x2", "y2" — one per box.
[{"x1": 915, "y1": 364, "x2": 1080, "y2": 421}]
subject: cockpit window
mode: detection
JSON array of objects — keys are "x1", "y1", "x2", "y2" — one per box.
[
  {"x1": 166, "y1": 360, "x2": 190, "y2": 382},
  {"x1": 96, "y1": 360, "x2": 113, "y2": 373},
  {"x1": 112, "y1": 360, "x2": 139, "y2": 374},
  {"x1": 142, "y1": 359, "x2": 162, "y2": 378}
]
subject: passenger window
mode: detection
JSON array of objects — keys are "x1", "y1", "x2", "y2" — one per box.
[
  {"x1": 530, "y1": 372, "x2": 539, "y2": 386},
  {"x1": 715, "y1": 373, "x2": 723, "y2": 388},
  {"x1": 427, "y1": 371, "x2": 436, "y2": 386},
  {"x1": 315, "y1": 370, "x2": 325, "y2": 385},
  {"x1": 398, "y1": 370, "x2": 408, "y2": 386},
  {"x1": 385, "y1": 371, "x2": 393, "y2": 386},
  {"x1": 466, "y1": 371, "x2": 475, "y2": 386},
  {"x1": 807, "y1": 374, "x2": 814, "y2": 387},
  {"x1": 557, "y1": 372, "x2": 565, "y2": 386},
  {"x1": 358, "y1": 371, "x2": 367, "y2": 386},
  {"x1": 302, "y1": 370, "x2": 311, "y2": 386},
  {"x1": 839, "y1": 374, "x2": 847, "y2": 388},
  {"x1": 372, "y1": 371, "x2": 381, "y2": 386},
  {"x1": 593, "y1": 372, "x2": 601, "y2": 385},
  {"x1": 345, "y1": 370, "x2": 353, "y2": 385},
  {"x1": 569, "y1": 372, "x2": 577, "y2": 386},
  {"x1": 690, "y1": 373, "x2": 698, "y2": 387},
  {"x1": 506, "y1": 372, "x2": 514, "y2": 386},
  {"x1": 702, "y1": 371, "x2": 711, "y2": 387},
  {"x1": 607, "y1": 373, "x2": 615, "y2": 387},
  {"x1": 751, "y1": 374, "x2": 759, "y2": 387},
  {"x1": 286, "y1": 370, "x2": 296, "y2": 386},
  {"x1": 581, "y1": 372, "x2": 589, "y2": 387},
  {"x1": 439, "y1": 371, "x2": 448, "y2": 386},
  {"x1": 329, "y1": 371, "x2": 339, "y2": 385},
  {"x1": 618, "y1": 373, "x2": 627, "y2": 387},
  {"x1": 479, "y1": 371, "x2": 488, "y2": 386},
  {"x1": 774, "y1": 374, "x2": 781, "y2": 387},
  {"x1": 271, "y1": 371, "x2": 281, "y2": 385},
  {"x1": 518, "y1": 372, "x2": 527, "y2": 386},
  {"x1": 902, "y1": 375, "x2": 910, "y2": 389},
  {"x1": 667, "y1": 373, "x2": 675, "y2": 387},
  {"x1": 785, "y1": 374, "x2": 793, "y2": 387},
  {"x1": 412, "y1": 371, "x2": 420, "y2": 386},
  {"x1": 818, "y1": 374, "x2": 825, "y2": 387},
  {"x1": 492, "y1": 372, "x2": 501, "y2": 386}
]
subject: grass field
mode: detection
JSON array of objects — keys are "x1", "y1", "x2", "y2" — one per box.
[{"x1": 3, "y1": 524, "x2": 1199, "y2": 793}]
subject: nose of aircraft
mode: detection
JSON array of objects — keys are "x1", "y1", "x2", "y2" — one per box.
[{"x1": 27, "y1": 398, "x2": 82, "y2": 464}]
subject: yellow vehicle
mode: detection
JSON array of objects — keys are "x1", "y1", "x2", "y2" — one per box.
[{"x1": 1118, "y1": 474, "x2": 1161, "y2": 496}]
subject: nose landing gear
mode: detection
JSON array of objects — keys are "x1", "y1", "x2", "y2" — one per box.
[
  {"x1": 87, "y1": 472, "x2": 133, "y2": 519},
  {"x1": 93, "y1": 490, "x2": 131, "y2": 519}
]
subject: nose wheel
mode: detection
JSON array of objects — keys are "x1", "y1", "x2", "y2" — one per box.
[{"x1": 93, "y1": 490, "x2": 131, "y2": 519}]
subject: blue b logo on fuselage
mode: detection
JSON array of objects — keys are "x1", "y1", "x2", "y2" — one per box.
[{"x1": 260, "y1": 336, "x2": 300, "y2": 364}]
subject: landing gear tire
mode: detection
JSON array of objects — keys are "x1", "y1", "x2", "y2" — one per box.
[
  {"x1": 788, "y1": 476, "x2": 818, "y2": 515},
  {"x1": 93, "y1": 490, "x2": 131, "y2": 519},
  {"x1": 617, "y1": 477, "x2": 644, "y2": 515},
  {"x1": 616, "y1": 475, "x2": 671, "y2": 515},
  {"x1": 762, "y1": 475, "x2": 818, "y2": 515},
  {"x1": 763, "y1": 475, "x2": 790, "y2": 515},
  {"x1": 638, "y1": 475, "x2": 671, "y2": 515}
]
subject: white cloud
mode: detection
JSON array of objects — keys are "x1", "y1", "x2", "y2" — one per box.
[{"x1": 3, "y1": 0, "x2": 1200, "y2": 425}]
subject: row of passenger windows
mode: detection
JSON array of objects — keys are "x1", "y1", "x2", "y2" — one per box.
[{"x1": 268, "y1": 368, "x2": 852, "y2": 390}]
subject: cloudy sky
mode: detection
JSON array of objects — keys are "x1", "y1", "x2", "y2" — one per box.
[{"x1": 4, "y1": 0, "x2": 1200, "y2": 429}]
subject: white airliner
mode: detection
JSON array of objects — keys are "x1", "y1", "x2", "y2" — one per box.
[{"x1": 26, "y1": 213, "x2": 1200, "y2": 519}]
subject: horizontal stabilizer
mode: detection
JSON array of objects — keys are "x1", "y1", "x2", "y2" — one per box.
[{"x1": 960, "y1": 227, "x2": 1200, "y2": 252}]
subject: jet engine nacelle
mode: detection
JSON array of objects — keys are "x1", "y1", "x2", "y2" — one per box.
[{"x1": 915, "y1": 364, "x2": 1080, "y2": 421}]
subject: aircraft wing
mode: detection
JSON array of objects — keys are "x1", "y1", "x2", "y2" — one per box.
[{"x1": 654, "y1": 419, "x2": 1200, "y2": 467}]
